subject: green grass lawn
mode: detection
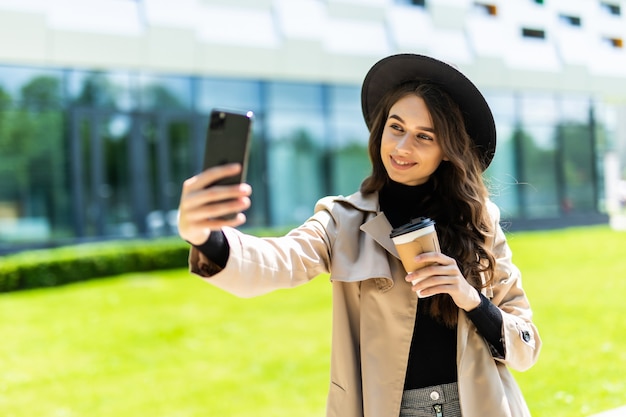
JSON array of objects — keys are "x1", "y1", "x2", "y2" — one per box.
[{"x1": 1, "y1": 225, "x2": 625, "y2": 417}]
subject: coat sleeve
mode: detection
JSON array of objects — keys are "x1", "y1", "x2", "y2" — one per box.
[
  {"x1": 188, "y1": 202, "x2": 336, "y2": 298},
  {"x1": 487, "y1": 201, "x2": 542, "y2": 372}
]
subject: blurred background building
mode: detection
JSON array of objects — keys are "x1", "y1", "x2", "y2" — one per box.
[{"x1": 0, "y1": 0, "x2": 625, "y2": 252}]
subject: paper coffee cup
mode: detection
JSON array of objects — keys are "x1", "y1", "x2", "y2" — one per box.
[{"x1": 390, "y1": 217, "x2": 441, "y2": 275}]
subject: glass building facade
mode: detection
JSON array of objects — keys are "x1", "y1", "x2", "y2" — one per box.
[{"x1": 0, "y1": 63, "x2": 614, "y2": 252}]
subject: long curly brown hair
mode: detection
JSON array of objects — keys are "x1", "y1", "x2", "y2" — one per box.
[{"x1": 361, "y1": 82, "x2": 496, "y2": 327}]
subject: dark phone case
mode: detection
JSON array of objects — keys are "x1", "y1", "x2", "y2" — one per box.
[
  {"x1": 202, "y1": 109, "x2": 253, "y2": 187},
  {"x1": 202, "y1": 109, "x2": 253, "y2": 220}
]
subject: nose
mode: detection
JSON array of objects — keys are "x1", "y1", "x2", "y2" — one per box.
[{"x1": 395, "y1": 135, "x2": 412, "y2": 154}]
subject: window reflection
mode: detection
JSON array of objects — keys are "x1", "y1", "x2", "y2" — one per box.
[
  {"x1": 197, "y1": 79, "x2": 261, "y2": 113},
  {"x1": 0, "y1": 63, "x2": 615, "y2": 249},
  {"x1": 519, "y1": 124, "x2": 559, "y2": 218},
  {"x1": 485, "y1": 123, "x2": 519, "y2": 217},
  {"x1": 327, "y1": 85, "x2": 370, "y2": 196},
  {"x1": 558, "y1": 98, "x2": 595, "y2": 213},
  {"x1": 138, "y1": 74, "x2": 192, "y2": 110},
  {"x1": 517, "y1": 94, "x2": 559, "y2": 218},
  {"x1": 0, "y1": 70, "x2": 67, "y2": 247},
  {"x1": 68, "y1": 70, "x2": 135, "y2": 110},
  {"x1": 265, "y1": 83, "x2": 326, "y2": 225},
  {"x1": 0, "y1": 67, "x2": 63, "y2": 103}
]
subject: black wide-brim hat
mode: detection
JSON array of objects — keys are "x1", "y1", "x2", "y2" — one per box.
[{"x1": 361, "y1": 53, "x2": 497, "y2": 170}]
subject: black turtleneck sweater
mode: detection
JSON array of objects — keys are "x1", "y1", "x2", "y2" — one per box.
[
  {"x1": 195, "y1": 181, "x2": 505, "y2": 391},
  {"x1": 380, "y1": 180, "x2": 458, "y2": 389},
  {"x1": 380, "y1": 179, "x2": 504, "y2": 389}
]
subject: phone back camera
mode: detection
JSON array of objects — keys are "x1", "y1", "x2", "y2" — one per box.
[{"x1": 210, "y1": 112, "x2": 226, "y2": 131}]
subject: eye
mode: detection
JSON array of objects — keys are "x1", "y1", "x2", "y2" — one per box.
[
  {"x1": 416, "y1": 132, "x2": 433, "y2": 141},
  {"x1": 389, "y1": 123, "x2": 404, "y2": 133}
]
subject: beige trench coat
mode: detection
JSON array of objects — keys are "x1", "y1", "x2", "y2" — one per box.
[{"x1": 189, "y1": 191, "x2": 541, "y2": 417}]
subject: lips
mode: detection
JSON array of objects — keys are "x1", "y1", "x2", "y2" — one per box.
[{"x1": 390, "y1": 155, "x2": 416, "y2": 170}]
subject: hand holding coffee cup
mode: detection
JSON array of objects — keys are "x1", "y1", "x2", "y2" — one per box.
[{"x1": 390, "y1": 217, "x2": 441, "y2": 286}]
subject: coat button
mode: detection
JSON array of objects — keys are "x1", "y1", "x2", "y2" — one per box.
[
  {"x1": 430, "y1": 391, "x2": 440, "y2": 401},
  {"x1": 522, "y1": 331, "x2": 531, "y2": 342}
]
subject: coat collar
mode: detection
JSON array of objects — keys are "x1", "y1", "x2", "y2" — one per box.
[{"x1": 331, "y1": 191, "x2": 400, "y2": 261}]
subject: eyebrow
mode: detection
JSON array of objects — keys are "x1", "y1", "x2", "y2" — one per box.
[{"x1": 388, "y1": 114, "x2": 435, "y2": 133}]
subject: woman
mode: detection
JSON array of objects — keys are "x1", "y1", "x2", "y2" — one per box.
[{"x1": 178, "y1": 54, "x2": 541, "y2": 417}]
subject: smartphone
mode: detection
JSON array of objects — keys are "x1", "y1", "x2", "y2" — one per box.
[{"x1": 202, "y1": 109, "x2": 253, "y2": 219}]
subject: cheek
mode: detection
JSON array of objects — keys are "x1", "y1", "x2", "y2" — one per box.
[
  {"x1": 380, "y1": 133, "x2": 395, "y2": 153},
  {"x1": 379, "y1": 137, "x2": 389, "y2": 157}
]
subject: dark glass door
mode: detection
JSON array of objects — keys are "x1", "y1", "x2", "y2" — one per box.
[{"x1": 69, "y1": 109, "x2": 201, "y2": 239}]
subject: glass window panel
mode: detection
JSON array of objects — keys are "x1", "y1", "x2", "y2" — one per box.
[
  {"x1": 484, "y1": 91, "x2": 515, "y2": 123},
  {"x1": 241, "y1": 120, "x2": 268, "y2": 228},
  {"x1": 329, "y1": 85, "x2": 361, "y2": 110},
  {"x1": 557, "y1": 97, "x2": 595, "y2": 213},
  {"x1": 485, "y1": 122, "x2": 520, "y2": 218},
  {"x1": 101, "y1": 113, "x2": 135, "y2": 236},
  {"x1": 265, "y1": 82, "x2": 326, "y2": 225},
  {"x1": 0, "y1": 67, "x2": 68, "y2": 248},
  {"x1": 143, "y1": 115, "x2": 194, "y2": 236},
  {"x1": 67, "y1": 70, "x2": 135, "y2": 110},
  {"x1": 560, "y1": 121, "x2": 595, "y2": 212},
  {"x1": 520, "y1": 93, "x2": 558, "y2": 124},
  {"x1": 0, "y1": 107, "x2": 68, "y2": 247},
  {"x1": 327, "y1": 85, "x2": 370, "y2": 195},
  {"x1": 72, "y1": 110, "x2": 136, "y2": 238},
  {"x1": 265, "y1": 114, "x2": 326, "y2": 225},
  {"x1": 196, "y1": 78, "x2": 262, "y2": 114},
  {"x1": 266, "y1": 82, "x2": 324, "y2": 111},
  {"x1": 0, "y1": 66, "x2": 64, "y2": 105},
  {"x1": 519, "y1": 124, "x2": 559, "y2": 218},
  {"x1": 518, "y1": 94, "x2": 560, "y2": 217},
  {"x1": 559, "y1": 96, "x2": 590, "y2": 123},
  {"x1": 138, "y1": 74, "x2": 192, "y2": 111}
]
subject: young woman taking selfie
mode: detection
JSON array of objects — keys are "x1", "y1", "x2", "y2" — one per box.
[{"x1": 178, "y1": 54, "x2": 541, "y2": 417}]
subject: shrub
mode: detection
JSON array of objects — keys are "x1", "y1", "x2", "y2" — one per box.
[
  {"x1": 0, "y1": 238, "x2": 190, "y2": 293},
  {"x1": 0, "y1": 226, "x2": 296, "y2": 293}
]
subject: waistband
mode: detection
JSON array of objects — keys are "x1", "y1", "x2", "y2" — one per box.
[{"x1": 402, "y1": 382, "x2": 459, "y2": 407}]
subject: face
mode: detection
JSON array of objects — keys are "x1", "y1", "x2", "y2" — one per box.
[{"x1": 380, "y1": 94, "x2": 447, "y2": 186}]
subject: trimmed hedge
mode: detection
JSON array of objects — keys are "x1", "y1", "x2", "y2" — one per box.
[
  {"x1": 0, "y1": 227, "x2": 295, "y2": 293},
  {"x1": 0, "y1": 238, "x2": 190, "y2": 293}
]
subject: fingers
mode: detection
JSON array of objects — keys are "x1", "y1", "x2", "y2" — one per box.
[
  {"x1": 404, "y1": 253, "x2": 460, "y2": 297},
  {"x1": 408, "y1": 269, "x2": 457, "y2": 298},
  {"x1": 185, "y1": 195, "x2": 251, "y2": 223},
  {"x1": 404, "y1": 254, "x2": 481, "y2": 310},
  {"x1": 178, "y1": 164, "x2": 252, "y2": 244},
  {"x1": 412, "y1": 252, "x2": 454, "y2": 267},
  {"x1": 182, "y1": 185, "x2": 251, "y2": 217},
  {"x1": 183, "y1": 163, "x2": 243, "y2": 192},
  {"x1": 405, "y1": 253, "x2": 454, "y2": 283},
  {"x1": 191, "y1": 212, "x2": 249, "y2": 230},
  {"x1": 180, "y1": 164, "x2": 251, "y2": 212}
]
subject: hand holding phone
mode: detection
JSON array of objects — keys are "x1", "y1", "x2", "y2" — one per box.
[
  {"x1": 178, "y1": 164, "x2": 252, "y2": 245},
  {"x1": 203, "y1": 109, "x2": 253, "y2": 183},
  {"x1": 202, "y1": 109, "x2": 253, "y2": 220}
]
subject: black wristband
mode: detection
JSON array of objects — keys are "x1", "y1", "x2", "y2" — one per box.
[
  {"x1": 193, "y1": 231, "x2": 230, "y2": 269},
  {"x1": 465, "y1": 292, "x2": 505, "y2": 357}
]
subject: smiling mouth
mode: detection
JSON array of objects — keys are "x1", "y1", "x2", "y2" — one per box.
[{"x1": 390, "y1": 156, "x2": 416, "y2": 168}]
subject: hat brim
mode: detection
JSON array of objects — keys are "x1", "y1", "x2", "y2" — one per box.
[{"x1": 361, "y1": 54, "x2": 496, "y2": 170}]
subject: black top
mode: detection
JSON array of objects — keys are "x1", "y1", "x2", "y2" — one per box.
[
  {"x1": 379, "y1": 179, "x2": 504, "y2": 389},
  {"x1": 194, "y1": 180, "x2": 505, "y2": 390}
]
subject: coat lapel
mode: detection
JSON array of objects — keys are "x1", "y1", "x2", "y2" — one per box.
[
  {"x1": 327, "y1": 192, "x2": 400, "y2": 291},
  {"x1": 333, "y1": 192, "x2": 400, "y2": 260},
  {"x1": 360, "y1": 212, "x2": 399, "y2": 260}
]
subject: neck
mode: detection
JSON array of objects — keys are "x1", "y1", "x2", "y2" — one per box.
[{"x1": 379, "y1": 179, "x2": 433, "y2": 228}]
